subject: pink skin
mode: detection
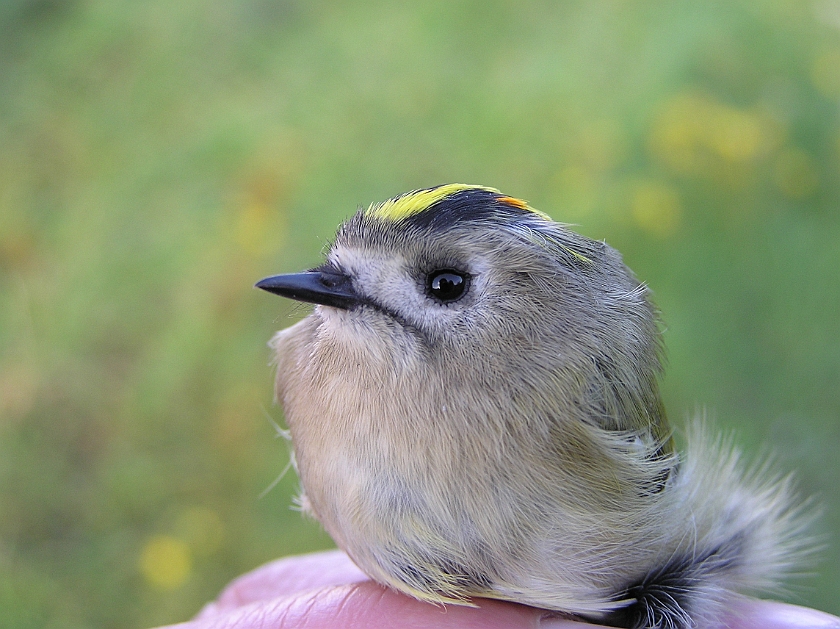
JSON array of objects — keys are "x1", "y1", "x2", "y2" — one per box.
[{"x1": 155, "y1": 550, "x2": 840, "y2": 629}]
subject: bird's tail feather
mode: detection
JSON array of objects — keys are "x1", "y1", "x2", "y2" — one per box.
[{"x1": 600, "y1": 419, "x2": 817, "y2": 629}]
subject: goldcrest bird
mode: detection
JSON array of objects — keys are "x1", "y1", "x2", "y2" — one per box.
[{"x1": 256, "y1": 184, "x2": 812, "y2": 629}]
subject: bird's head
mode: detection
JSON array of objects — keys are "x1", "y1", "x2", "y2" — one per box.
[{"x1": 258, "y1": 184, "x2": 669, "y2": 442}]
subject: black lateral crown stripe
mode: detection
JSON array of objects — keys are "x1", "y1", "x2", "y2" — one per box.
[{"x1": 402, "y1": 188, "x2": 534, "y2": 230}]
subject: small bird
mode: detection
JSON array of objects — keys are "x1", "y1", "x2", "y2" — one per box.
[{"x1": 256, "y1": 184, "x2": 812, "y2": 629}]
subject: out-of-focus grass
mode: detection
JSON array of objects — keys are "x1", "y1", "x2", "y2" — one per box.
[{"x1": 1, "y1": 1, "x2": 838, "y2": 626}]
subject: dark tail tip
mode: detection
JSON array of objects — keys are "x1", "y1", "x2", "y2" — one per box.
[{"x1": 599, "y1": 536, "x2": 744, "y2": 629}]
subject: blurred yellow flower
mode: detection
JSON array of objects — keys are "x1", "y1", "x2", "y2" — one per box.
[
  {"x1": 649, "y1": 92, "x2": 781, "y2": 181},
  {"x1": 139, "y1": 535, "x2": 192, "y2": 590},
  {"x1": 631, "y1": 180, "x2": 681, "y2": 238},
  {"x1": 175, "y1": 507, "x2": 225, "y2": 557},
  {"x1": 708, "y1": 108, "x2": 764, "y2": 163},
  {"x1": 228, "y1": 164, "x2": 293, "y2": 256},
  {"x1": 235, "y1": 199, "x2": 273, "y2": 253}
]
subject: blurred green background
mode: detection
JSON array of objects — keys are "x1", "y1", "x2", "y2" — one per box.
[{"x1": 1, "y1": 0, "x2": 839, "y2": 626}]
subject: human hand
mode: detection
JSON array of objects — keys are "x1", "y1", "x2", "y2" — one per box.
[{"x1": 155, "y1": 550, "x2": 840, "y2": 629}]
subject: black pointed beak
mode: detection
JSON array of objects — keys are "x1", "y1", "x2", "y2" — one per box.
[{"x1": 255, "y1": 269, "x2": 360, "y2": 310}]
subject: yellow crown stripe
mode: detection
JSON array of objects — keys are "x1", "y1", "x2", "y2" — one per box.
[
  {"x1": 365, "y1": 184, "x2": 552, "y2": 223},
  {"x1": 365, "y1": 184, "x2": 496, "y2": 222}
]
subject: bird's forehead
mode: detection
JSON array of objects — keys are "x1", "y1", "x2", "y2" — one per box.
[
  {"x1": 328, "y1": 242, "x2": 407, "y2": 273},
  {"x1": 362, "y1": 184, "x2": 551, "y2": 227}
]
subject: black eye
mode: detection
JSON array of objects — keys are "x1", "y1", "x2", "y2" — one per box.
[{"x1": 427, "y1": 270, "x2": 468, "y2": 302}]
